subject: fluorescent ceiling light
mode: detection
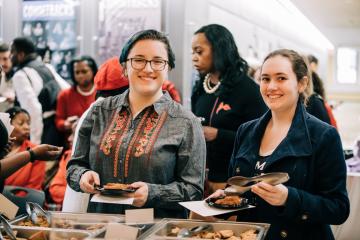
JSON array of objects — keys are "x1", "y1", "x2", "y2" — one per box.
[{"x1": 279, "y1": 0, "x2": 334, "y2": 50}]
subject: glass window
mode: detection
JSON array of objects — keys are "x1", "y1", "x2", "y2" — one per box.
[{"x1": 336, "y1": 47, "x2": 358, "y2": 84}]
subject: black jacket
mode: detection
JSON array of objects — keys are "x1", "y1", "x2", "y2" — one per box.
[
  {"x1": 306, "y1": 94, "x2": 331, "y2": 125},
  {"x1": 192, "y1": 75, "x2": 267, "y2": 182},
  {"x1": 229, "y1": 101, "x2": 349, "y2": 240}
]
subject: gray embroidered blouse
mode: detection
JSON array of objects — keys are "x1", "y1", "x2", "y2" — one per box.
[{"x1": 66, "y1": 91, "x2": 206, "y2": 218}]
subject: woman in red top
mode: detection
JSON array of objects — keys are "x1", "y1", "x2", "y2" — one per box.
[
  {"x1": 55, "y1": 56, "x2": 98, "y2": 143},
  {"x1": 4, "y1": 107, "x2": 46, "y2": 190}
]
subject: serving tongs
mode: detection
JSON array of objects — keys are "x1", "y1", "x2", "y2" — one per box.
[
  {"x1": 225, "y1": 172, "x2": 289, "y2": 195},
  {"x1": 176, "y1": 224, "x2": 212, "y2": 238},
  {"x1": 0, "y1": 215, "x2": 16, "y2": 240},
  {"x1": 26, "y1": 202, "x2": 52, "y2": 226}
]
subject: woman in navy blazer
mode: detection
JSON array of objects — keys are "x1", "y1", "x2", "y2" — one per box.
[{"x1": 211, "y1": 49, "x2": 349, "y2": 239}]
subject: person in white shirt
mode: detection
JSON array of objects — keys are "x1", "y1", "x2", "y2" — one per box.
[{"x1": 11, "y1": 37, "x2": 69, "y2": 145}]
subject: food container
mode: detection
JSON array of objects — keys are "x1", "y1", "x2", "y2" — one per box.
[
  {"x1": 138, "y1": 218, "x2": 270, "y2": 240},
  {"x1": 10, "y1": 214, "x2": 107, "y2": 237},
  {"x1": 50, "y1": 212, "x2": 124, "y2": 224},
  {"x1": 0, "y1": 225, "x2": 91, "y2": 240}
]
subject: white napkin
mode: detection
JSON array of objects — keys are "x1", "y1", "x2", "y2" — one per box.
[
  {"x1": 0, "y1": 112, "x2": 14, "y2": 137},
  {"x1": 91, "y1": 194, "x2": 134, "y2": 205},
  {"x1": 179, "y1": 200, "x2": 254, "y2": 217}
]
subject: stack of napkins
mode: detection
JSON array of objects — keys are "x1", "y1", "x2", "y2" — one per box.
[{"x1": 0, "y1": 112, "x2": 14, "y2": 137}]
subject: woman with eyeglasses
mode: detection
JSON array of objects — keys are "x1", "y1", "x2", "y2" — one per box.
[
  {"x1": 67, "y1": 29, "x2": 206, "y2": 218},
  {"x1": 191, "y1": 24, "x2": 267, "y2": 195}
]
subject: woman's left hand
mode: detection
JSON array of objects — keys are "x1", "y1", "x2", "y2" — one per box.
[
  {"x1": 203, "y1": 126, "x2": 218, "y2": 141},
  {"x1": 130, "y1": 182, "x2": 149, "y2": 207},
  {"x1": 251, "y1": 182, "x2": 288, "y2": 206}
]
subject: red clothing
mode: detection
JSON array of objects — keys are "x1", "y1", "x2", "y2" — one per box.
[
  {"x1": 49, "y1": 150, "x2": 71, "y2": 204},
  {"x1": 55, "y1": 87, "x2": 95, "y2": 132},
  {"x1": 5, "y1": 140, "x2": 46, "y2": 190},
  {"x1": 324, "y1": 102, "x2": 338, "y2": 129},
  {"x1": 94, "y1": 57, "x2": 129, "y2": 91},
  {"x1": 162, "y1": 80, "x2": 181, "y2": 103}
]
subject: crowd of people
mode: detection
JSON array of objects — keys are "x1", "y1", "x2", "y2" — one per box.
[{"x1": 0, "y1": 24, "x2": 350, "y2": 239}]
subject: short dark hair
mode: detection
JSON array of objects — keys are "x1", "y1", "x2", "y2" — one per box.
[
  {"x1": 119, "y1": 29, "x2": 175, "y2": 69},
  {"x1": 12, "y1": 37, "x2": 36, "y2": 55},
  {"x1": 262, "y1": 49, "x2": 311, "y2": 103},
  {"x1": 307, "y1": 54, "x2": 318, "y2": 65},
  {"x1": 0, "y1": 43, "x2": 10, "y2": 53},
  {"x1": 69, "y1": 55, "x2": 98, "y2": 86},
  {"x1": 6, "y1": 106, "x2": 30, "y2": 122}
]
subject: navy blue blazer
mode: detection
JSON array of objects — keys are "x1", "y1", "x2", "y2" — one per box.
[{"x1": 229, "y1": 101, "x2": 350, "y2": 240}]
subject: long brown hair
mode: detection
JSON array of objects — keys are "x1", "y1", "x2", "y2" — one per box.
[{"x1": 261, "y1": 49, "x2": 312, "y2": 104}]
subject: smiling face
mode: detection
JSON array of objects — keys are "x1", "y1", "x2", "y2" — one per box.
[
  {"x1": 10, "y1": 112, "x2": 31, "y2": 144},
  {"x1": 191, "y1": 33, "x2": 213, "y2": 75},
  {"x1": 260, "y1": 55, "x2": 307, "y2": 113},
  {"x1": 124, "y1": 39, "x2": 168, "y2": 97}
]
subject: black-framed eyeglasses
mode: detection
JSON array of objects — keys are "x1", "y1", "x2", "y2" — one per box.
[{"x1": 127, "y1": 58, "x2": 168, "y2": 71}]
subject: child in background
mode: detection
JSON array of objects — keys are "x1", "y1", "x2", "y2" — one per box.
[{"x1": 4, "y1": 107, "x2": 46, "y2": 190}]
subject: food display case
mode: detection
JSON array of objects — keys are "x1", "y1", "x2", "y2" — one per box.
[{"x1": 138, "y1": 218, "x2": 270, "y2": 240}]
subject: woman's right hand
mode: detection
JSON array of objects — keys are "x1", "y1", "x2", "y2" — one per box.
[
  {"x1": 207, "y1": 189, "x2": 226, "y2": 200},
  {"x1": 32, "y1": 144, "x2": 63, "y2": 160},
  {"x1": 79, "y1": 171, "x2": 100, "y2": 194}
]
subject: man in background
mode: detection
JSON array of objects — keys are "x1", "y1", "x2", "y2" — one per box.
[
  {"x1": 11, "y1": 37, "x2": 69, "y2": 145},
  {"x1": 0, "y1": 43, "x2": 15, "y2": 112}
]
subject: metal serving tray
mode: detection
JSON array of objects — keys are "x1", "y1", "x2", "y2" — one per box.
[
  {"x1": 50, "y1": 212, "x2": 124, "y2": 224},
  {"x1": 0, "y1": 226, "x2": 91, "y2": 240},
  {"x1": 138, "y1": 218, "x2": 270, "y2": 240},
  {"x1": 10, "y1": 215, "x2": 106, "y2": 236}
]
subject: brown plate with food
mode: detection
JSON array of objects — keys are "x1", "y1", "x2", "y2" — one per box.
[
  {"x1": 206, "y1": 196, "x2": 249, "y2": 209},
  {"x1": 94, "y1": 183, "x2": 136, "y2": 196}
]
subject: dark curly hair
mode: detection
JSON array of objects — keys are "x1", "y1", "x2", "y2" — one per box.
[
  {"x1": 69, "y1": 55, "x2": 98, "y2": 86},
  {"x1": 6, "y1": 106, "x2": 30, "y2": 122},
  {"x1": 191, "y1": 24, "x2": 248, "y2": 100}
]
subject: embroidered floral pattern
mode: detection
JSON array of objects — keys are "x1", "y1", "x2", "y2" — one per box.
[
  {"x1": 124, "y1": 109, "x2": 168, "y2": 177},
  {"x1": 100, "y1": 110, "x2": 129, "y2": 155},
  {"x1": 99, "y1": 107, "x2": 168, "y2": 178},
  {"x1": 99, "y1": 110, "x2": 131, "y2": 177}
]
